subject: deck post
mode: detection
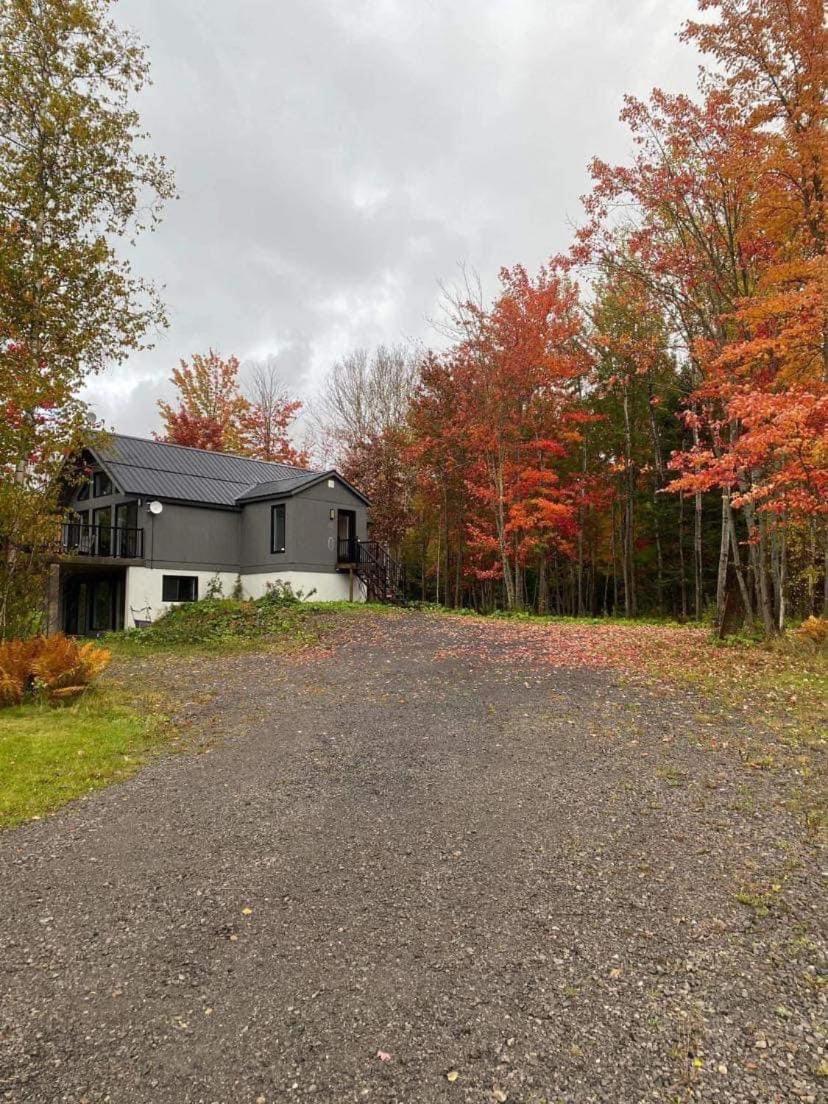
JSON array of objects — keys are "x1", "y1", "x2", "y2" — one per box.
[
  {"x1": 45, "y1": 563, "x2": 61, "y2": 634},
  {"x1": 348, "y1": 567, "x2": 354, "y2": 603}
]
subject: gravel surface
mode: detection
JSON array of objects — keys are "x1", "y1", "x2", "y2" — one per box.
[{"x1": 0, "y1": 611, "x2": 824, "y2": 1104}]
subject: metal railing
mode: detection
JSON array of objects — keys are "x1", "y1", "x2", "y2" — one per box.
[
  {"x1": 337, "y1": 536, "x2": 359, "y2": 564},
  {"x1": 60, "y1": 523, "x2": 144, "y2": 559},
  {"x1": 337, "y1": 538, "x2": 407, "y2": 604}
]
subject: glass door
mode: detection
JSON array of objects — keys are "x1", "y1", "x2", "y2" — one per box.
[{"x1": 337, "y1": 510, "x2": 356, "y2": 563}]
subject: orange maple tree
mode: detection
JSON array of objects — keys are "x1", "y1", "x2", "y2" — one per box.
[{"x1": 157, "y1": 350, "x2": 307, "y2": 465}]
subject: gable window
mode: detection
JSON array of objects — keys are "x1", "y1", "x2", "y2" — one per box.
[
  {"x1": 162, "y1": 575, "x2": 198, "y2": 603},
  {"x1": 271, "y1": 503, "x2": 286, "y2": 553},
  {"x1": 77, "y1": 481, "x2": 90, "y2": 501},
  {"x1": 93, "y1": 471, "x2": 113, "y2": 497}
]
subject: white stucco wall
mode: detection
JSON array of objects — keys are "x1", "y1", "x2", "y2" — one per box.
[
  {"x1": 124, "y1": 566, "x2": 364, "y2": 624},
  {"x1": 242, "y1": 570, "x2": 365, "y2": 603},
  {"x1": 124, "y1": 568, "x2": 240, "y2": 624}
]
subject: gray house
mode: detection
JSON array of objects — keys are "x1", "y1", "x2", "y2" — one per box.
[{"x1": 49, "y1": 434, "x2": 397, "y2": 636}]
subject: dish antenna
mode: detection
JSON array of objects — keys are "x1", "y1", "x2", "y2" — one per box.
[{"x1": 147, "y1": 500, "x2": 163, "y2": 515}]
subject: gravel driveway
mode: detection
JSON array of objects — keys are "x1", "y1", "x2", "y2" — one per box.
[{"x1": 0, "y1": 612, "x2": 824, "y2": 1103}]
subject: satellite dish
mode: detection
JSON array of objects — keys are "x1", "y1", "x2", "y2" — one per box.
[{"x1": 148, "y1": 500, "x2": 163, "y2": 515}]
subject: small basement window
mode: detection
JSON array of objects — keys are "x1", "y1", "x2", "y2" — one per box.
[
  {"x1": 93, "y1": 471, "x2": 113, "y2": 497},
  {"x1": 271, "y1": 503, "x2": 286, "y2": 553},
  {"x1": 162, "y1": 575, "x2": 198, "y2": 602}
]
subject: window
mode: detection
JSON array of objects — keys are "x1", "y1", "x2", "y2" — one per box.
[
  {"x1": 162, "y1": 575, "x2": 198, "y2": 602},
  {"x1": 93, "y1": 505, "x2": 112, "y2": 555},
  {"x1": 115, "y1": 501, "x2": 139, "y2": 556},
  {"x1": 77, "y1": 481, "x2": 90, "y2": 501},
  {"x1": 93, "y1": 471, "x2": 113, "y2": 497},
  {"x1": 115, "y1": 501, "x2": 137, "y2": 529},
  {"x1": 271, "y1": 503, "x2": 286, "y2": 553}
]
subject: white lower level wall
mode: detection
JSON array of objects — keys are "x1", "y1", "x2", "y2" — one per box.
[
  {"x1": 124, "y1": 568, "x2": 239, "y2": 625},
  {"x1": 242, "y1": 571, "x2": 366, "y2": 603},
  {"x1": 124, "y1": 566, "x2": 364, "y2": 624}
]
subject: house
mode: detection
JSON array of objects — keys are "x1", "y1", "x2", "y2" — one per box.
[{"x1": 48, "y1": 434, "x2": 400, "y2": 636}]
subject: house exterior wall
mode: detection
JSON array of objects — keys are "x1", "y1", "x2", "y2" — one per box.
[
  {"x1": 125, "y1": 565, "x2": 365, "y2": 621},
  {"x1": 143, "y1": 502, "x2": 241, "y2": 571},
  {"x1": 242, "y1": 570, "x2": 366, "y2": 602},
  {"x1": 124, "y1": 567, "x2": 240, "y2": 624},
  {"x1": 240, "y1": 481, "x2": 368, "y2": 574}
]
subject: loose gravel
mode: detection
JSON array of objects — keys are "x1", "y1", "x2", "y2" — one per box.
[{"x1": 0, "y1": 611, "x2": 824, "y2": 1103}]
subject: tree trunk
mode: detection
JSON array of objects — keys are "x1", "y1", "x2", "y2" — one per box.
[
  {"x1": 726, "y1": 500, "x2": 754, "y2": 623},
  {"x1": 537, "y1": 555, "x2": 548, "y2": 615},
  {"x1": 694, "y1": 491, "x2": 703, "y2": 620},
  {"x1": 678, "y1": 493, "x2": 687, "y2": 619},
  {"x1": 715, "y1": 493, "x2": 731, "y2": 628}
]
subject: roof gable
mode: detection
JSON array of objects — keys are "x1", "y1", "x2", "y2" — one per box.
[{"x1": 235, "y1": 471, "x2": 370, "y2": 505}]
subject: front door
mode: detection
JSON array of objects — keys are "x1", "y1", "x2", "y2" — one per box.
[{"x1": 337, "y1": 510, "x2": 356, "y2": 563}]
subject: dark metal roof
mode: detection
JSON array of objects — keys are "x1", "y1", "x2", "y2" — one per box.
[
  {"x1": 235, "y1": 473, "x2": 325, "y2": 501},
  {"x1": 235, "y1": 470, "x2": 370, "y2": 505},
  {"x1": 93, "y1": 434, "x2": 323, "y2": 509}
]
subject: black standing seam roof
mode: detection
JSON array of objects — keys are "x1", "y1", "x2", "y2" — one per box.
[{"x1": 92, "y1": 434, "x2": 325, "y2": 508}]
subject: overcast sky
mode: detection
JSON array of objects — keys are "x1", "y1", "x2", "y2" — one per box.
[{"x1": 83, "y1": 0, "x2": 701, "y2": 438}]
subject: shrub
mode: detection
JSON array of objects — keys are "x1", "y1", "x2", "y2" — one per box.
[
  {"x1": 108, "y1": 594, "x2": 312, "y2": 651},
  {"x1": 32, "y1": 635, "x2": 112, "y2": 703},
  {"x1": 0, "y1": 634, "x2": 111, "y2": 708},
  {"x1": 794, "y1": 616, "x2": 828, "y2": 649},
  {"x1": 204, "y1": 573, "x2": 224, "y2": 599},
  {"x1": 0, "y1": 639, "x2": 41, "y2": 706},
  {"x1": 257, "y1": 580, "x2": 308, "y2": 607}
]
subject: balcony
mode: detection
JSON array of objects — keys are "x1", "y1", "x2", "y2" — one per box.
[{"x1": 59, "y1": 523, "x2": 144, "y2": 560}]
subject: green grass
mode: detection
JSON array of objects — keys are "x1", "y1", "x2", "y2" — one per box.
[{"x1": 0, "y1": 689, "x2": 167, "y2": 829}]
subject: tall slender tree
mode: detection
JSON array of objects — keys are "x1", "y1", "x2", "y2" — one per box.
[{"x1": 0, "y1": 0, "x2": 174, "y2": 636}]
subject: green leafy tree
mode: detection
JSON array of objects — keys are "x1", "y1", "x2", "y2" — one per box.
[{"x1": 0, "y1": 0, "x2": 174, "y2": 635}]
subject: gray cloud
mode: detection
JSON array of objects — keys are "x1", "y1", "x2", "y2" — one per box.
[{"x1": 84, "y1": 0, "x2": 700, "y2": 434}]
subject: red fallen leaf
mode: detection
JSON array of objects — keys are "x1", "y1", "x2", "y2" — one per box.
[{"x1": 376, "y1": 1050, "x2": 392, "y2": 1062}]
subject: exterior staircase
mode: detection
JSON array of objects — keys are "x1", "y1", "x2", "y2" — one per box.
[{"x1": 338, "y1": 539, "x2": 407, "y2": 604}]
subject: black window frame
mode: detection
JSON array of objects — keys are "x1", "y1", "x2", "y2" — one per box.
[
  {"x1": 270, "y1": 503, "x2": 286, "y2": 554},
  {"x1": 162, "y1": 575, "x2": 198, "y2": 603},
  {"x1": 93, "y1": 471, "x2": 114, "y2": 498},
  {"x1": 93, "y1": 504, "x2": 113, "y2": 555}
]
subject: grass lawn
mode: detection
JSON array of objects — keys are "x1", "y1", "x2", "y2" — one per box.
[{"x1": 0, "y1": 690, "x2": 166, "y2": 829}]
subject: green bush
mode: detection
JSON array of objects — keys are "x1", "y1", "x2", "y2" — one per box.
[{"x1": 106, "y1": 594, "x2": 313, "y2": 652}]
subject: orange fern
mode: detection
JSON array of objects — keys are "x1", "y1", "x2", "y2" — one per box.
[
  {"x1": 30, "y1": 635, "x2": 112, "y2": 704},
  {"x1": 0, "y1": 639, "x2": 42, "y2": 706}
]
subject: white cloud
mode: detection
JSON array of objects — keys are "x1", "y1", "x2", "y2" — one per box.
[{"x1": 84, "y1": 0, "x2": 701, "y2": 434}]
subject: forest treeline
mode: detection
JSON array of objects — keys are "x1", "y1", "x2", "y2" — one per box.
[
  {"x1": 109, "y1": 0, "x2": 828, "y2": 634},
  {"x1": 318, "y1": 0, "x2": 827, "y2": 633},
  {"x1": 1, "y1": 0, "x2": 825, "y2": 639}
]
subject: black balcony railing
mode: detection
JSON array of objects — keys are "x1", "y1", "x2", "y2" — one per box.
[{"x1": 60, "y1": 523, "x2": 144, "y2": 559}]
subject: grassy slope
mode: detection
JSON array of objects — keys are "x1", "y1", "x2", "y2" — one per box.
[{"x1": 0, "y1": 689, "x2": 166, "y2": 829}]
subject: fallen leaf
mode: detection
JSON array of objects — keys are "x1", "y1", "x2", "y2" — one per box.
[
  {"x1": 446, "y1": 1070, "x2": 459, "y2": 1083},
  {"x1": 242, "y1": 907, "x2": 253, "y2": 916},
  {"x1": 376, "y1": 1050, "x2": 392, "y2": 1062}
]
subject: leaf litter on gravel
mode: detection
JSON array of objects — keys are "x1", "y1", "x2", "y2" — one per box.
[{"x1": 426, "y1": 613, "x2": 826, "y2": 831}]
